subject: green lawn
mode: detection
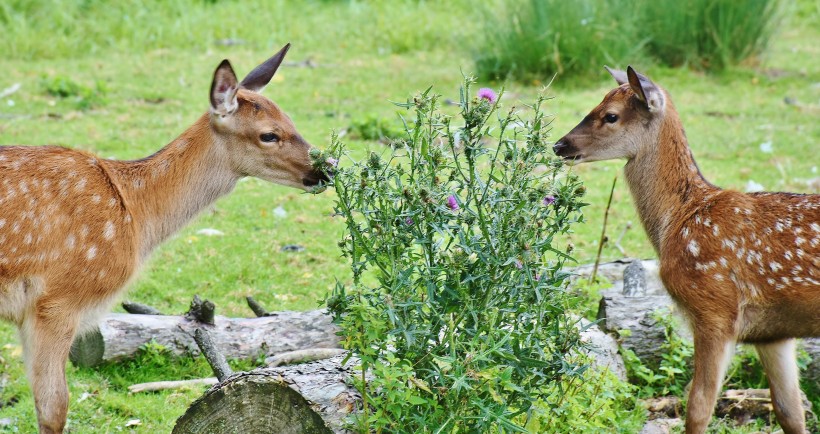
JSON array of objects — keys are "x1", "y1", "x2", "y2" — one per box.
[{"x1": 1, "y1": 0, "x2": 818, "y2": 432}]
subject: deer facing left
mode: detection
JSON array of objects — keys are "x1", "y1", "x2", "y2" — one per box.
[{"x1": 0, "y1": 44, "x2": 329, "y2": 434}]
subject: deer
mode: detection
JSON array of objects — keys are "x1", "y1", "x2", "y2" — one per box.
[
  {"x1": 554, "y1": 66, "x2": 819, "y2": 434},
  {"x1": 0, "y1": 44, "x2": 331, "y2": 434}
]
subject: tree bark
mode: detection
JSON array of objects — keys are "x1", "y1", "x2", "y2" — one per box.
[
  {"x1": 69, "y1": 310, "x2": 340, "y2": 367},
  {"x1": 173, "y1": 354, "x2": 361, "y2": 434}
]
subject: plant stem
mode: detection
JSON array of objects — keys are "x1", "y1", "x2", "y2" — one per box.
[{"x1": 591, "y1": 175, "x2": 617, "y2": 283}]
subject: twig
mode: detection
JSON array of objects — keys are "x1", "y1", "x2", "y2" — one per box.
[
  {"x1": 613, "y1": 221, "x2": 632, "y2": 256},
  {"x1": 265, "y1": 348, "x2": 347, "y2": 367},
  {"x1": 128, "y1": 378, "x2": 218, "y2": 393},
  {"x1": 591, "y1": 175, "x2": 618, "y2": 283},
  {"x1": 193, "y1": 328, "x2": 232, "y2": 382},
  {"x1": 122, "y1": 301, "x2": 163, "y2": 315},
  {"x1": 246, "y1": 296, "x2": 268, "y2": 318},
  {"x1": 0, "y1": 83, "x2": 21, "y2": 99}
]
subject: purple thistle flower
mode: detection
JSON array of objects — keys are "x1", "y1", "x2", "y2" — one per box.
[
  {"x1": 405, "y1": 217, "x2": 414, "y2": 226},
  {"x1": 514, "y1": 259, "x2": 523, "y2": 269},
  {"x1": 477, "y1": 88, "x2": 497, "y2": 104},
  {"x1": 326, "y1": 157, "x2": 339, "y2": 168},
  {"x1": 542, "y1": 195, "x2": 556, "y2": 206},
  {"x1": 446, "y1": 195, "x2": 459, "y2": 211}
]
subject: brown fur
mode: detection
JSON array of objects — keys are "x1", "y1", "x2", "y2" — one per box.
[
  {"x1": 554, "y1": 66, "x2": 818, "y2": 434},
  {"x1": 0, "y1": 46, "x2": 328, "y2": 434}
]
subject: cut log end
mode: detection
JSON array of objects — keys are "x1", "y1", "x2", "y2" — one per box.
[
  {"x1": 69, "y1": 328, "x2": 105, "y2": 368},
  {"x1": 172, "y1": 373, "x2": 333, "y2": 434}
]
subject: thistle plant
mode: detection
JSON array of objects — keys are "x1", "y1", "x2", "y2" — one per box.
[{"x1": 326, "y1": 76, "x2": 587, "y2": 433}]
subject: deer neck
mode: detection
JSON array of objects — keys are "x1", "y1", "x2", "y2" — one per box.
[
  {"x1": 623, "y1": 106, "x2": 715, "y2": 255},
  {"x1": 108, "y1": 114, "x2": 240, "y2": 259}
]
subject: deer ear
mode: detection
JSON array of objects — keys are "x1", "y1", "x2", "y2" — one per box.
[
  {"x1": 627, "y1": 66, "x2": 664, "y2": 112},
  {"x1": 605, "y1": 66, "x2": 628, "y2": 85},
  {"x1": 210, "y1": 59, "x2": 239, "y2": 116},
  {"x1": 240, "y1": 43, "x2": 291, "y2": 93}
]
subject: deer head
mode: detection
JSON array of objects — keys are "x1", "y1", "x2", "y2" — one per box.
[
  {"x1": 209, "y1": 43, "x2": 329, "y2": 190},
  {"x1": 553, "y1": 66, "x2": 668, "y2": 163}
]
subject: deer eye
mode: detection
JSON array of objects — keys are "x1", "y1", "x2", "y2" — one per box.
[
  {"x1": 603, "y1": 113, "x2": 619, "y2": 124},
  {"x1": 260, "y1": 132, "x2": 280, "y2": 143}
]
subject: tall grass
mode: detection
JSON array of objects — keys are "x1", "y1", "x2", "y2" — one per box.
[
  {"x1": 637, "y1": 0, "x2": 785, "y2": 69},
  {"x1": 473, "y1": 0, "x2": 786, "y2": 81},
  {"x1": 473, "y1": 0, "x2": 645, "y2": 83}
]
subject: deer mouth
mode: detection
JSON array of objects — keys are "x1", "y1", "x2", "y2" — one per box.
[
  {"x1": 552, "y1": 139, "x2": 583, "y2": 163},
  {"x1": 302, "y1": 169, "x2": 331, "y2": 188}
]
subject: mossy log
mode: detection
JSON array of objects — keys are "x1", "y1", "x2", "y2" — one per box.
[
  {"x1": 69, "y1": 310, "x2": 340, "y2": 367},
  {"x1": 172, "y1": 354, "x2": 360, "y2": 434}
]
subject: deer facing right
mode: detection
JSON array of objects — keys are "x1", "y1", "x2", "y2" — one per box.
[
  {"x1": 0, "y1": 44, "x2": 329, "y2": 433},
  {"x1": 554, "y1": 66, "x2": 819, "y2": 434}
]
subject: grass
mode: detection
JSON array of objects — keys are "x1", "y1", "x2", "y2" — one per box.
[{"x1": 0, "y1": 0, "x2": 818, "y2": 432}]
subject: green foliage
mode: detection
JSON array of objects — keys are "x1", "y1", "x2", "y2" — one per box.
[
  {"x1": 92, "y1": 340, "x2": 258, "y2": 390},
  {"x1": 565, "y1": 276, "x2": 610, "y2": 322},
  {"x1": 474, "y1": 0, "x2": 644, "y2": 83},
  {"x1": 637, "y1": 0, "x2": 785, "y2": 70},
  {"x1": 474, "y1": 0, "x2": 786, "y2": 81},
  {"x1": 348, "y1": 114, "x2": 404, "y2": 143},
  {"x1": 41, "y1": 75, "x2": 108, "y2": 110},
  {"x1": 527, "y1": 362, "x2": 645, "y2": 433},
  {"x1": 621, "y1": 310, "x2": 693, "y2": 397},
  {"x1": 328, "y1": 76, "x2": 587, "y2": 432},
  {"x1": 0, "y1": 0, "x2": 479, "y2": 60}
]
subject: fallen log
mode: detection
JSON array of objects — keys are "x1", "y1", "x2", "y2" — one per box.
[
  {"x1": 173, "y1": 354, "x2": 361, "y2": 434},
  {"x1": 69, "y1": 309, "x2": 341, "y2": 368}
]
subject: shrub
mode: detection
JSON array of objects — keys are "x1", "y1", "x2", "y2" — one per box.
[
  {"x1": 528, "y1": 361, "x2": 645, "y2": 433},
  {"x1": 473, "y1": 0, "x2": 785, "y2": 81},
  {"x1": 348, "y1": 114, "x2": 404, "y2": 143},
  {"x1": 636, "y1": 0, "x2": 785, "y2": 70},
  {"x1": 325, "y1": 77, "x2": 587, "y2": 432},
  {"x1": 473, "y1": 0, "x2": 644, "y2": 83}
]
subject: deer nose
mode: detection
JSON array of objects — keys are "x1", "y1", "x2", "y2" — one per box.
[{"x1": 553, "y1": 139, "x2": 567, "y2": 155}]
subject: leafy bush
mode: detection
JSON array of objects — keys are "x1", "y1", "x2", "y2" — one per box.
[
  {"x1": 326, "y1": 77, "x2": 587, "y2": 432},
  {"x1": 528, "y1": 360, "x2": 645, "y2": 433}
]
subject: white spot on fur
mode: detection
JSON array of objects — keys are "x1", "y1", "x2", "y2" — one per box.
[
  {"x1": 0, "y1": 218, "x2": 5, "y2": 229},
  {"x1": 91, "y1": 194, "x2": 101, "y2": 204},
  {"x1": 769, "y1": 261, "x2": 783, "y2": 272},
  {"x1": 811, "y1": 222, "x2": 820, "y2": 233},
  {"x1": 86, "y1": 245, "x2": 97, "y2": 260},
  {"x1": 104, "y1": 221, "x2": 115, "y2": 240},
  {"x1": 75, "y1": 178, "x2": 87, "y2": 192},
  {"x1": 688, "y1": 240, "x2": 700, "y2": 257},
  {"x1": 712, "y1": 225, "x2": 720, "y2": 236},
  {"x1": 65, "y1": 235, "x2": 76, "y2": 249},
  {"x1": 795, "y1": 236, "x2": 806, "y2": 246},
  {"x1": 23, "y1": 234, "x2": 32, "y2": 245},
  {"x1": 682, "y1": 227, "x2": 690, "y2": 238}
]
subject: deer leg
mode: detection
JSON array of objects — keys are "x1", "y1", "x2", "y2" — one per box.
[
  {"x1": 755, "y1": 339, "x2": 806, "y2": 434},
  {"x1": 685, "y1": 332, "x2": 734, "y2": 434},
  {"x1": 20, "y1": 307, "x2": 79, "y2": 434}
]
